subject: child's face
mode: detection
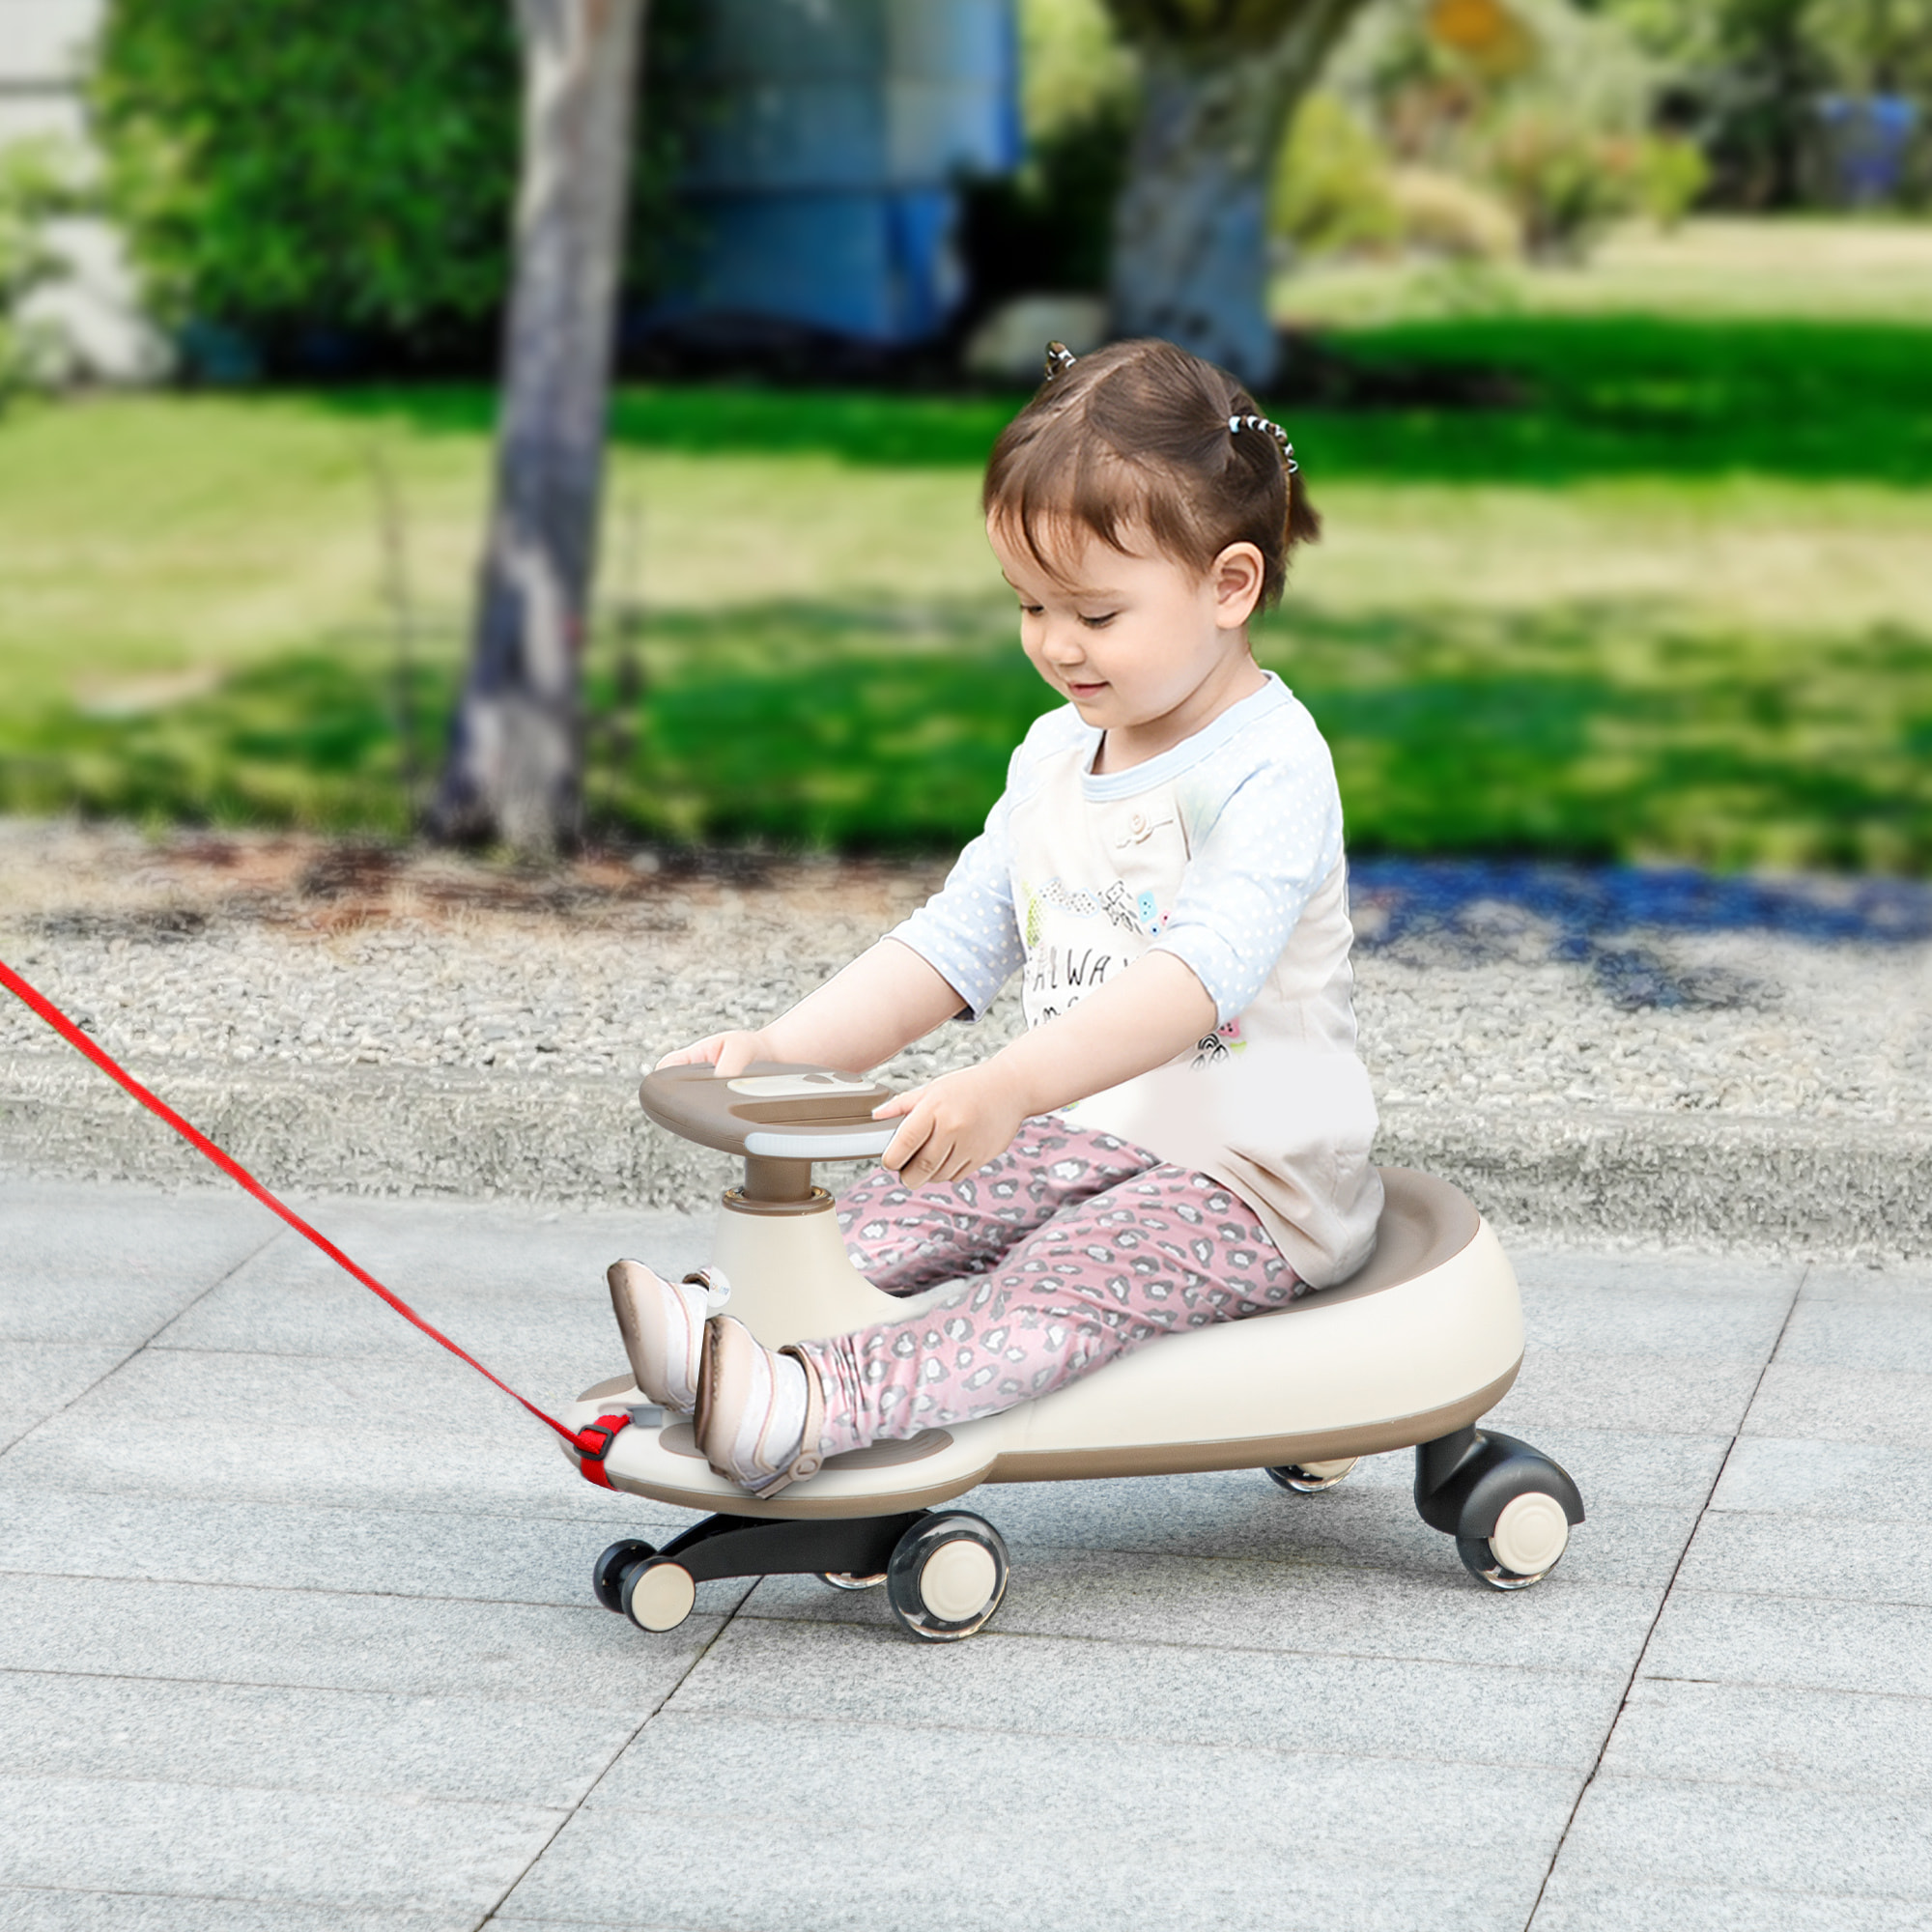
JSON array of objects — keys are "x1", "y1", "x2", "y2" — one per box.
[{"x1": 987, "y1": 514, "x2": 1265, "y2": 766}]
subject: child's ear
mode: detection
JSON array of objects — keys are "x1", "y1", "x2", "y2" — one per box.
[{"x1": 1211, "y1": 543, "x2": 1265, "y2": 628}]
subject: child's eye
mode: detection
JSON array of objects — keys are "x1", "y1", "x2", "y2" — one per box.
[
  {"x1": 1018, "y1": 602, "x2": 1043, "y2": 616},
  {"x1": 1080, "y1": 612, "x2": 1118, "y2": 630}
]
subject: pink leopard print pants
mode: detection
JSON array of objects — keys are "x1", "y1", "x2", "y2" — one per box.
[{"x1": 794, "y1": 1117, "x2": 1305, "y2": 1459}]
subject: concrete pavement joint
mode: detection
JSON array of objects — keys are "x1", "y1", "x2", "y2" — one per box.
[
  {"x1": 1521, "y1": 1263, "x2": 1810, "y2": 1929},
  {"x1": 473, "y1": 1586, "x2": 755, "y2": 1930},
  {"x1": 0, "y1": 1223, "x2": 282, "y2": 1461}
]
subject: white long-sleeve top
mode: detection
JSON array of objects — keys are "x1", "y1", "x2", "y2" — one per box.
[{"x1": 890, "y1": 672, "x2": 1383, "y2": 1288}]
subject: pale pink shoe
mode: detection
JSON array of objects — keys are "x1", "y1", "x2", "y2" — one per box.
[
  {"x1": 694, "y1": 1313, "x2": 826, "y2": 1497},
  {"x1": 607, "y1": 1262, "x2": 729, "y2": 1415}
]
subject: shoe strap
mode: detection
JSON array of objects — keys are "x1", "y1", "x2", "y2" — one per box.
[{"x1": 779, "y1": 1344, "x2": 827, "y2": 1482}]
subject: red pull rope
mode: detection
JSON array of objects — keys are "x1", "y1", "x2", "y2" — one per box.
[{"x1": 1, "y1": 954, "x2": 611, "y2": 1459}]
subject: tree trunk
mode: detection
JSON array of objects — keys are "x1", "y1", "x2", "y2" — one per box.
[
  {"x1": 433, "y1": 0, "x2": 644, "y2": 853},
  {"x1": 1107, "y1": 0, "x2": 1368, "y2": 386}
]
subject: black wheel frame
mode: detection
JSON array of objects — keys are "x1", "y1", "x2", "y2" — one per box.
[{"x1": 593, "y1": 1538, "x2": 656, "y2": 1612}]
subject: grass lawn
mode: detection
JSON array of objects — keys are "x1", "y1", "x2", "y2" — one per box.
[{"x1": 1, "y1": 218, "x2": 1928, "y2": 869}]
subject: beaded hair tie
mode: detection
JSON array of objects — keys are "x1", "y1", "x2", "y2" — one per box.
[
  {"x1": 1040, "y1": 344, "x2": 1299, "y2": 476},
  {"x1": 1230, "y1": 412, "x2": 1299, "y2": 475}
]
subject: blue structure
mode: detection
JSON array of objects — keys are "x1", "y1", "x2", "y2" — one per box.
[
  {"x1": 665, "y1": 0, "x2": 1021, "y2": 346},
  {"x1": 1816, "y1": 95, "x2": 1920, "y2": 205}
]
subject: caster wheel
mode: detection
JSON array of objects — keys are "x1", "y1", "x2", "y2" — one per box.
[
  {"x1": 1265, "y1": 1458, "x2": 1358, "y2": 1494},
  {"x1": 885, "y1": 1513, "x2": 1009, "y2": 1642},
  {"x1": 621, "y1": 1555, "x2": 697, "y2": 1632},
  {"x1": 817, "y1": 1571, "x2": 887, "y2": 1591},
  {"x1": 1458, "y1": 1492, "x2": 1571, "y2": 1591},
  {"x1": 592, "y1": 1539, "x2": 656, "y2": 1613}
]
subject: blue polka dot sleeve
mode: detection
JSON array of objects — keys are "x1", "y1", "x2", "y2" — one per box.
[
  {"x1": 888, "y1": 753, "x2": 1028, "y2": 1021},
  {"x1": 1151, "y1": 724, "x2": 1344, "y2": 1026}
]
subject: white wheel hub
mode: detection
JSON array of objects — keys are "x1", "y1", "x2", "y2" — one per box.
[
  {"x1": 1296, "y1": 1458, "x2": 1357, "y2": 1484},
  {"x1": 919, "y1": 1540, "x2": 998, "y2": 1622},
  {"x1": 1490, "y1": 1492, "x2": 1569, "y2": 1577},
  {"x1": 629, "y1": 1561, "x2": 696, "y2": 1631}
]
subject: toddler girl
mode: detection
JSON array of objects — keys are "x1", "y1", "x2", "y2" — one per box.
[{"x1": 611, "y1": 337, "x2": 1382, "y2": 1496}]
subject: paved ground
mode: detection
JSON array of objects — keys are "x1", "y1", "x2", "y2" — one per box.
[{"x1": 3, "y1": 1178, "x2": 1930, "y2": 1930}]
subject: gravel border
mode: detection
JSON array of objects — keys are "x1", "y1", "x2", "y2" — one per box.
[{"x1": 3, "y1": 822, "x2": 1928, "y2": 1259}]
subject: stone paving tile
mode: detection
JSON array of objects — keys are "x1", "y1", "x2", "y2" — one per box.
[
  {"x1": 1480, "y1": 1424, "x2": 1732, "y2": 1511},
  {"x1": 1486, "y1": 1349, "x2": 1767, "y2": 1436},
  {"x1": 1532, "y1": 1876, "x2": 1932, "y2": 1931},
  {"x1": 668, "y1": 1614, "x2": 1625, "y2": 1773},
  {"x1": 11, "y1": 1182, "x2": 1918, "y2": 1932},
  {"x1": 1543, "y1": 1776, "x2": 1932, "y2": 1909},
  {"x1": 1714, "y1": 1435, "x2": 1932, "y2": 1522},
  {"x1": 1742, "y1": 1361, "x2": 1932, "y2": 1450},
  {"x1": 2, "y1": 1773, "x2": 559, "y2": 1918},
  {"x1": 598, "y1": 1707, "x2": 1580, "y2": 1854},
  {"x1": 745, "y1": 1543, "x2": 1662, "y2": 1676},
  {"x1": 1509, "y1": 1252, "x2": 1802, "y2": 1303},
  {"x1": 0, "y1": 1341, "x2": 128, "y2": 1450},
  {"x1": 0, "y1": 1897, "x2": 474, "y2": 1932},
  {"x1": 0, "y1": 1671, "x2": 636, "y2": 1806},
  {"x1": 1601, "y1": 1678, "x2": 1932, "y2": 1798},
  {"x1": 502, "y1": 1709, "x2": 1572, "y2": 1932},
  {"x1": 0, "y1": 1179, "x2": 274, "y2": 1345},
  {"x1": 1511, "y1": 1270, "x2": 1798, "y2": 1364},
  {"x1": 1797, "y1": 1263, "x2": 1932, "y2": 1299},
  {"x1": 0, "y1": 1347, "x2": 653, "y2": 1523},
  {"x1": 973, "y1": 1459, "x2": 1692, "y2": 1591},
  {"x1": 494, "y1": 1921, "x2": 690, "y2": 1932},
  {"x1": 1676, "y1": 1506, "x2": 1932, "y2": 1606},
  {"x1": 1776, "y1": 1294, "x2": 1932, "y2": 1374},
  {"x1": 0, "y1": 1485, "x2": 700, "y2": 1609},
  {"x1": 1643, "y1": 1590, "x2": 1932, "y2": 1700},
  {"x1": 510, "y1": 1807, "x2": 1543, "y2": 1932},
  {"x1": 151, "y1": 1202, "x2": 704, "y2": 1366},
  {"x1": 0, "y1": 1572, "x2": 733, "y2": 1712}
]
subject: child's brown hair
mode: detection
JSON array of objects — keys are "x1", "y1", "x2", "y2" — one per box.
[{"x1": 981, "y1": 338, "x2": 1320, "y2": 612}]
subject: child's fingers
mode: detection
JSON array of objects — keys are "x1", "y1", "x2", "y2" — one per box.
[
  {"x1": 881, "y1": 1094, "x2": 948, "y2": 1179},
  {"x1": 713, "y1": 1034, "x2": 763, "y2": 1078},
  {"x1": 655, "y1": 1031, "x2": 763, "y2": 1074},
  {"x1": 881, "y1": 1114, "x2": 928, "y2": 1178},
  {"x1": 654, "y1": 1034, "x2": 726, "y2": 1069},
  {"x1": 870, "y1": 1087, "x2": 923, "y2": 1121}
]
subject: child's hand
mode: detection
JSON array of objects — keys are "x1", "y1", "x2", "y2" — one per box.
[
  {"x1": 654, "y1": 1029, "x2": 772, "y2": 1078},
  {"x1": 872, "y1": 1063, "x2": 1027, "y2": 1188}
]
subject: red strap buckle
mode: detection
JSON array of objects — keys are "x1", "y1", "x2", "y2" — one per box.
[
  {"x1": 577, "y1": 1412, "x2": 631, "y2": 1459},
  {"x1": 574, "y1": 1411, "x2": 631, "y2": 1488}
]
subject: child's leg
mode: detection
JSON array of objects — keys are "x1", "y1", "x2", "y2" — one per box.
[
  {"x1": 799, "y1": 1167, "x2": 1304, "y2": 1456},
  {"x1": 833, "y1": 1117, "x2": 1160, "y2": 1297}
]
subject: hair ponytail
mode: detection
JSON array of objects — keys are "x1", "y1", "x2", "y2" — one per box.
[{"x1": 985, "y1": 338, "x2": 1319, "y2": 612}]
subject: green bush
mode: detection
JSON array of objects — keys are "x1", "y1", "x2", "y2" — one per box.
[
  {"x1": 1483, "y1": 109, "x2": 1645, "y2": 260},
  {"x1": 93, "y1": 1, "x2": 522, "y2": 340},
  {"x1": 90, "y1": 0, "x2": 696, "y2": 357},
  {"x1": 1273, "y1": 93, "x2": 1405, "y2": 256}
]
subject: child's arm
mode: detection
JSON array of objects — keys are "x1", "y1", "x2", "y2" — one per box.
[
  {"x1": 656, "y1": 938, "x2": 970, "y2": 1079},
  {"x1": 873, "y1": 952, "x2": 1214, "y2": 1186}
]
